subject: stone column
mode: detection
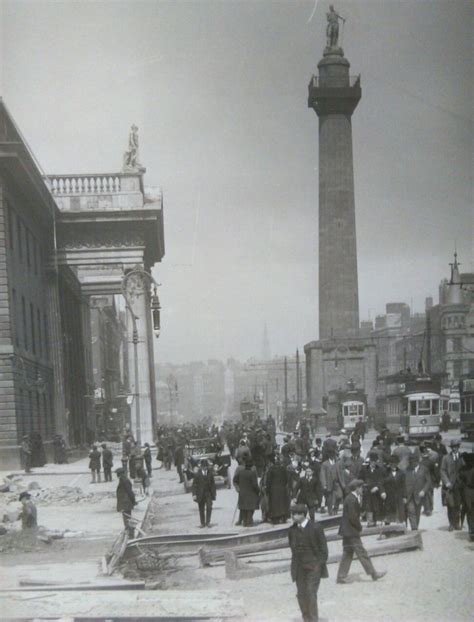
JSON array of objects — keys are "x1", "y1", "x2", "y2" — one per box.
[
  {"x1": 125, "y1": 273, "x2": 154, "y2": 444},
  {"x1": 45, "y1": 270, "x2": 67, "y2": 439},
  {"x1": 308, "y1": 50, "x2": 361, "y2": 339}
]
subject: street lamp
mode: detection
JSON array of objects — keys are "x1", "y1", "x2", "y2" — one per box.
[
  {"x1": 121, "y1": 267, "x2": 161, "y2": 445},
  {"x1": 150, "y1": 285, "x2": 161, "y2": 338}
]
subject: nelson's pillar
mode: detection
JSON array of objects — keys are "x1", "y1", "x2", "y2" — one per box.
[{"x1": 305, "y1": 8, "x2": 376, "y2": 425}]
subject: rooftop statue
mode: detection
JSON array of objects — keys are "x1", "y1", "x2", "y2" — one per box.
[
  {"x1": 123, "y1": 124, "x2": 143, "y2": 172},
  {"x1": 326, "y1": 5, "x2": 346, "y2": 49}
]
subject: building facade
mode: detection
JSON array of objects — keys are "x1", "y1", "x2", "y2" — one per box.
[
  {"x1": 0, "y1": 102, "x2": 165, "y2": 465},
  {"x1": 0, "y1": 101, "x2": 91, "y2": 465}
]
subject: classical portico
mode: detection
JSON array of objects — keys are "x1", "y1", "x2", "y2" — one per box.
[{"x1": 46, "y1": 162, "x2": 164, "y2": 444}]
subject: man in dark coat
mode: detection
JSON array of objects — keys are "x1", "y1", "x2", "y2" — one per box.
[
  {"x1": 348, "y1": 445, "x2": 364, "y2": 480},
  {"x1": 440, "y1": 439, "x2": 465, "y2": 531},
  {"x1": 419, "y1": 443, "x2": 438, "y2": 516},
  {"x1": 336, "y1": 479, "x2": 386, "y2": 584},
  {"x1": 459, "y1": 453, "x2": 474, "y2": 541},
  {"x1": 116, "y1": 467, "x2": 136, "y2": 538},
  {"x1": 192, "y1": 458, "x2": 216, "y2": 528},
  {"x1": 174, "y1": 440, "x2": 185, "y2": 483},
  {"x1": 383, "y1": 455, "x2": 406, "y2": 524},
  {"x1": 101, "y1": 443, "x2": 114, "y2": 482},
  {"x1": 233, "y1": 458, "x2": 260, "y2": 526},
  {"x1": 288, "y1": 503, "x2": 328, "y2": 622},
  {"x1": 320, "y1": 452, "x2": 342, "y2": 515},
  {"x1": 280, "y1": 436, "x2": 293, "y2": 467},
  {"x1": 266, "y1": 454, "x2": 290, "y2": 523},
  {"x1": 322, "y1": 434, "x2": 338, "y2": 462},
  {"x1": 89, "y1": 445, "x2": 101, "y2": 483},
  {"x1": 404, "y1": 453, "x2": 431, "y2": 530},
  {"x1": 143, "y1": 443, "x2": 153, "y2": 477},
  {"x1": 361, "y1": 452, "x2": 387, "y2": 526},
  {"x1": 294, "y1": 467, "x2": 321, "y2": 521}
]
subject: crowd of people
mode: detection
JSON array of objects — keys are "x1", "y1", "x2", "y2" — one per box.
[{"x1": 147, "y1": 416, "x2": 474, "y2": 541}]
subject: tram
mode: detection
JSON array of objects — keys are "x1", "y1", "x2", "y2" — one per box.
[
  {"x1": 384, "y1": 373, "x2": 441, "y2": 440},
  {"x1": 326, "y1": 379, "x2": 368, "y2": 433},
  {"x1": 239, "y1": 398, "x2": 263, "y2": 427},
  {"x1": 460, "y1": 376, "x2": 474, "y2": 439}
]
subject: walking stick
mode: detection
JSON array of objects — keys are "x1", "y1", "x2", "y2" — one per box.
[{"x1": 231, "y1": 502, "x2": 239, "y2": 527}]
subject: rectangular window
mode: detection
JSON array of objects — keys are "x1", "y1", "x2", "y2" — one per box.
[
  {"x1": 19, "y1": 389, "x2": 24, "y2": 438},
  {"x1": 22, "y1": 296, "x2": 28, "y2": 350},
  {"x1": 44, "y1": 314, "x2": 49, "y2": 360},
  {"x1": 29, "y1": 390, "x2": 34, "y2": 433},
  {"x1": 33, "y1": 236, "x2": 38, "y2": 275},
  {"x1": 453, "y1": 361, "x2": 463, "y2": 379},
  {"x1": 12, "y1": 288, "x2": 19, "y2": 346},
  {"x1": 17, "y1": 215, "x2": 23, "y2": 260},
  {"x1": 7, "y1": 202, "x2": 14, "y2": 249},
  {"x1": 453, "y1": 337, "x2": 462, "y2": 353},
  {"x1": 30, "y1": 303, "x2": 36, "y2": 354},
  {"x1": 36, "y1": 392, "x2": 42, "y2": 436},
  {"x1": 37, "y1": 309, "x2": 42, "y2": 358},
  {"x1": 43, "y1": 393, "x2": 48, "y2": 437},
  {"x1": 26, "y1": 229, "x2": 31, "y2": 269}
]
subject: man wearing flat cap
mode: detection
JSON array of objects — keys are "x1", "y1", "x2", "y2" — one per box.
[
  {"x1": 440, "y1": 439, "x2": 465, "y2": 530},
  {"x1": 336, "y1": 479, "x2": 386, "y2": 584},
  {"x1": 288, "y1": 503, "x2": 328, "y2": 622}
]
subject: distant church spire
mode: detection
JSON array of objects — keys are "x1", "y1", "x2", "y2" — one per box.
[
  {"x1": 262, "y1": 323, "x2": 271, "y2": 361},
  {"x1": 448, "y1": 251, "x2": 463, "y2": 305}
]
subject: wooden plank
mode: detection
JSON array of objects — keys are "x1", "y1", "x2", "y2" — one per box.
[
  {"x1": 199, "y1": 524, "x2": 406, "y2": 566},
  {"x1": 224, "y1": 531, "x2": 423, "y2": 580},
  {"x1": 127, "y1": 513, "x2": 341, "y2": 557}
]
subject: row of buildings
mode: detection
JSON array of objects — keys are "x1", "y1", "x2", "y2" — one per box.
[
  {"x1": 155, "y1": 354, "x2": 305, "y2": 426},
  {"x1": 0, "y1": 101, "x2": 165, "y2": 467},
  {"x1": 154, "y1": 260, "x2": 474, "y2": 430}
]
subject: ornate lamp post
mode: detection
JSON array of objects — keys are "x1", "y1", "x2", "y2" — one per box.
[{"x1": 121, "y1": 267, "x2": 161, "y2": 445}]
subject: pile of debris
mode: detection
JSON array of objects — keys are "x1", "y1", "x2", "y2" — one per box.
[{"x1": 33, "y1": 486, "x2": 116, "y2": 506}]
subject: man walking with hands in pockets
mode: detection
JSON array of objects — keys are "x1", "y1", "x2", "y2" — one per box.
[
  {"x1": 337, "y1": 479, "x2": 386, "y2": 584},
  {"x1": 288, "y1": 503, "x2": 328, "y2": 622}
]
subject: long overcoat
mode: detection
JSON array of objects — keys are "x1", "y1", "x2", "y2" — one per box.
[
  {"x1": 116, "y1": 476, "x2": 136, "y2": 513},
  {"x1": 266, "y1": 463, "x2": 290, "y2": 519},
  {"x1": 192, "y1": 469, "x2": 216, "y2": 503},
  {"x1": 383, "y1": 468, "x2": 406, "y2": 522},
  {"x1": 233, "y1": 467, "x2": 260, "y2": 510},
  {"x1": 361, "y1": 463, "x2": 386, "y2": 516}
]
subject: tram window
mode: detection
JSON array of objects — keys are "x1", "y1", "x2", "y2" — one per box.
[
  {"x1": 358, "y1": 405, "x2": 364, "y2": 416},
  {"x1": 449, "y1": 402, "x2": 460, "y2": 413},
  {"x1": 343, "y1": 406, "x2": 349, "y2": 417},
  {"x1": 418, "y1": 400, "x2": 431, "y2": 412},
  {"x1": 410, "y1": 401, "x2": 417, "y2": 416},
  {"x1": 432, "y1": 400, "x2": 439, "y2": 414}
]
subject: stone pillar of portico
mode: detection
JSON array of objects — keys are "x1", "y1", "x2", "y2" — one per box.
[
  {"x1": 125, "y1": 273, "x2": 155, "y2": 444},
  {"x1": 45, "y1": 270, "x2": 67, "y2": 439}
]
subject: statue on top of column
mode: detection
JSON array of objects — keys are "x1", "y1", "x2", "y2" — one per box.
[
  {"x1": 326, "y1": 5, "x2": 346, "y2": 49},
  {"x1": 123, "y1": 124, "x2": 144, "y2": 172}
]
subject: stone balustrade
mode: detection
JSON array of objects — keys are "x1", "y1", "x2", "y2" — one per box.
[{"x1": 47, "y1": 174, "x2": 123, "y2": 195}]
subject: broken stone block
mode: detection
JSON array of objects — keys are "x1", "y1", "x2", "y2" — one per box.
[{"x1": 28, "y1": 481, "x2": 41, "y2": 491}]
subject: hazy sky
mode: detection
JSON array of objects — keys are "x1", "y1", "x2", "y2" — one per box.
[{"x1": 1, "y1": 0, "x2": 472, "y2": 363}]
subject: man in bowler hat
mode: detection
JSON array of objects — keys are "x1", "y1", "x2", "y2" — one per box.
[
  {"x1": 192, "y1": 458, "x2": 216, "y2": 527},
  {"x1": 440, "y1": 439, "x2": 465, "y2": 530},
  {"x1": 288, "y1": 503, "x2": 328, "y2": 622}
]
